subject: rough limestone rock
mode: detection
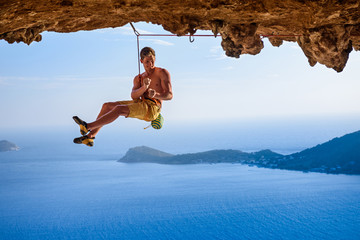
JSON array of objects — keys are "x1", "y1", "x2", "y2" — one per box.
[{"x1": 1, "y1": 0, "x2": 360, "y2": 72}]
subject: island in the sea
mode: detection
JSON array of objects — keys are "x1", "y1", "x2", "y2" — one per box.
[
  {"x1": 0, "y1": 140, "x2": 20, "y2": 152},
  {"x1": 119, "y1": 130, "x2": 360, "y2": 175}
]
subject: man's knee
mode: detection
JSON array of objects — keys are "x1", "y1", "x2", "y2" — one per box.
[
  {"x1": 113, "y1": 105, "x2": 130, "y2": 116},
  {"x1": 102, "y1": 102, "x2": 117, "y2": 111}
]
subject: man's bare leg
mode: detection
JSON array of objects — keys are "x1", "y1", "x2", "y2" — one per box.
[
  {"x1": 86, "y1": 102, "x2": 119, "y2": 138},
  {"x1": 87, "y1": 104, "x2": 130, "y2": 138}
]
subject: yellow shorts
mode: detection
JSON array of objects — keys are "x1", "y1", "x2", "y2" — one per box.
[{"x1": 116, "y1": 99, "x2": 161, "y2": 122}]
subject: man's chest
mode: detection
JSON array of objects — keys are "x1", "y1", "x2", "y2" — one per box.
[{"x1": 149, "y1": 77, "x2": 162, "y2": 90}]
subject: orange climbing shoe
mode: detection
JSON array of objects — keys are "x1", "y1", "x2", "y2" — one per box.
[
  {"x1": 73, "y1": 116, "x2": 90, "y2": 136},
  {"x1": 73, "y1": 135, "x2": 95, "y2": 147}
]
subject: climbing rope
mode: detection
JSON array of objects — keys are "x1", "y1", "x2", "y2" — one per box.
[{"x1": 130, "y1": 22, "x2": 142, "y2": 78}]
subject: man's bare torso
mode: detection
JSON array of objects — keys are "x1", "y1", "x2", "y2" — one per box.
[{"x1": 138, "y1": 67, "x2": 165, "y2": 103}]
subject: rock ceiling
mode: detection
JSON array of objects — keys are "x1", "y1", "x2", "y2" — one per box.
[{"x1": 1, "y1": 0, "x2": 360, "y2": 72}]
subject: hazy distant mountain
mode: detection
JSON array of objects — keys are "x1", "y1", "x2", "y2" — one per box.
[
  {"x1": 119, "y1": 130, "x2": 360, "y2": 175},
  {"x1": 0, "y1": 140, "x2": 20, "y2": 152},
  {"x1": 119, "y1": 146, "x2": 283, "y2": 165},
  {"x1": 274, "y1": 130, "x2": 360, "y2": 174},
  {"x1": 165, "y1": 149, "x2": 283, "y2": 164},
  {"x1": 120, "y1": 146, "x2": 174, "y2": 163}
]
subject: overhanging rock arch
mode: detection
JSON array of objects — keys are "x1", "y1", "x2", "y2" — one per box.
[{"x1": 1, "y1": 0, "x2": 359, "y2": 72}]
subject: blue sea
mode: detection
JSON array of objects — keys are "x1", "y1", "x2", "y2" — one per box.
[{"x1": 1, "y1": 146, "x2": 360, "y2": 240}]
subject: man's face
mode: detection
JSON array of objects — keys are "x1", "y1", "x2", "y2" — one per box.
[{"x1": 141, "y1": 55, "x2": 155, "y2": 72}]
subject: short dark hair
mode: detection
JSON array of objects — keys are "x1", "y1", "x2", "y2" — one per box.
[{"x1": 140, "y1": 47, "x2": 155, "y2": 60}]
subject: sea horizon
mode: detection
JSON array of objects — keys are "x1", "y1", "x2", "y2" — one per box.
[{"x1": 1, "y1": 114, "x2": 360, "y2": 157}]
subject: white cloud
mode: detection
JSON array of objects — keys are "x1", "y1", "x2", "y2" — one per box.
[
  {"x1": 214, "y1": 53, "x2": 227, "y2": 60},
  {"x1": 97, "y1": 25, "x2": 174, "y2": 46},
  {"x1": 0, "y1": 75, "x2": 131, "y2": 91},
  {"x1": 208, "y1": 45, "x2": 227, "y2": 60},
  {"x1": 53, "y1": 75, "x2": 127, "y2": 82},
  {"x1": 0, "y1": 76, "x2": 48, "y2": 86},
  {"x1": 210, "y1": 45, "x2": 222, "y2": 53},
  {"x1": 140, "y1": 38, "x2": 174, "y2": 46},
  {"x1": 0, "y1": 75, "x2": 120, "y2": 83},
  {"x1": 291, "y1": 45, "x2": 301, "y2": 50},
  {"x1": 222, "y1": 66, "x2": 234, "y2": 71},
  {"x1": 267, "y1": 73, "x2": 280, "y2": 78},
  {"x1": 0, "y1": 77, "x2": 9, "y2": 86}
]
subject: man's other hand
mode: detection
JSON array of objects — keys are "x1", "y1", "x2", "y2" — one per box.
[
  {"x1": 147, "y1": 88, "x2": 157, "y2": 98},
  {"x1": 143, "y1": 78, "x2": 151, "y2": 88}
]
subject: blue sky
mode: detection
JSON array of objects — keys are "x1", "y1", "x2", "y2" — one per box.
[{"x1": 1, "y1": 22, "x2": 360, "y2": 152}]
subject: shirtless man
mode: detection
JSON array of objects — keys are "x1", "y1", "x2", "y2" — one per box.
[{"x1": 73, "y1": 47, "x2": 173, "y2": 147}]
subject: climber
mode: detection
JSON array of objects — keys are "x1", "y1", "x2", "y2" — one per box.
[{"x1": 73, "y1": 47, "x2": 173, "y2": 147}]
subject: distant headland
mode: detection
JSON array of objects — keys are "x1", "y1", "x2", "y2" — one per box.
[
  {"x1": 0, "y1": 140, "x2": 20, "y2": 152},
  {"x1": 119, "y1": 130, "x2": 360, "y2": 175}
]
